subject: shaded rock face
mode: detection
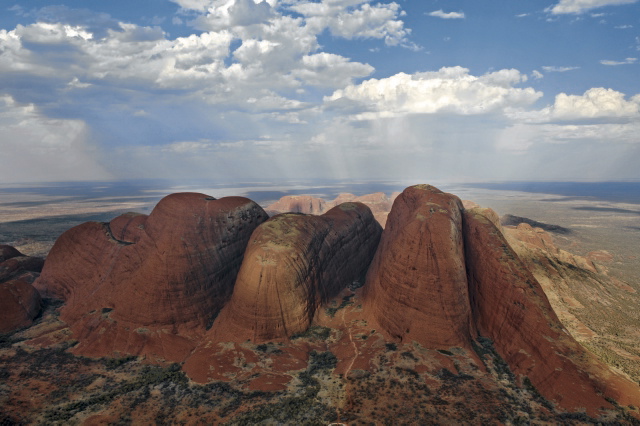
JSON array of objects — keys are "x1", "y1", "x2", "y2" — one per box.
[
  {"x1": 463, "y1": 207, "x2": 640, "y2": 414},
  {"x1": 34, "y1": 193, "x2": 268, "y2": 360},
  {"x1": 0, "y1": 245, "x2": 44, "y2": 332},
  {"x1": 362, "y1": 185, "x2": 475, "y2": 349},
  {"x1": 0, "y1": 245, "x2": 23, "y2": 263},
  {"x1": 210, "y1": 202, "x2": 382, "y2": 343},
  {"x1": 0, "y1": 279, "x2": 42, "y2": 333},
  {"x1": 0, "y1": 244, "x2": 45, "y2": 285}
]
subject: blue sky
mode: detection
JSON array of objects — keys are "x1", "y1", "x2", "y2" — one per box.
[{"x1": 1, "y1": 0, "x2": 639, "y2": 183}]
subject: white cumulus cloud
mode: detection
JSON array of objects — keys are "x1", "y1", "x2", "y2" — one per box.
[
  {"x1": 548, "y1": 87, "x2": 640, "y2": 120},
  {"x1": 290, "y1": 0, "x2": 412, "y2": 46},
  {"x1": 325, "y1": 67, "x2": 542, "y2": 117}
]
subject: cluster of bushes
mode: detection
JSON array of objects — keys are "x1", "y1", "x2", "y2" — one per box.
[
  {"x1": 325, "y1": 294, "x2": 355, "y2": 318},
  {"x1": 227, "y1": 350, "x2": 338, "y2": 425},
  {"x1": 290, "y1": 325, "x2": 332, "y2": 341}
]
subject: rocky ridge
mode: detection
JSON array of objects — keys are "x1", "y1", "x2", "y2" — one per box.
[
  {"x1": 2, "y1": 184, "x2": 639, "y2": 422},
  {"x1": 208, "y1": 202, "x2": 382, "y2": 343}
]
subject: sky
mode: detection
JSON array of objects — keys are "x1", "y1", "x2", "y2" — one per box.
[{"x1": 0, "y1": 0, "x2": 639, "y2": 184}]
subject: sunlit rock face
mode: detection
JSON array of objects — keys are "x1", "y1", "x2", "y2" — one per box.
[
  {"x1": 34, "y1": 193, "x2": 269, "y2": 360},
  {"x1": 210, "y1": 202, "x2": 383, "y2": 343},
  {"x1": 463, "y1": 207, "x2": 640, "y2": 415},
  {"x1": 362, "y1": 184, "x2": 476, "y2": 349}
]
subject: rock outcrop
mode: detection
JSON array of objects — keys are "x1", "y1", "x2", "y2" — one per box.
[
  {"x1": 34, "y1": 193, "x2": 268, "y2": 361},
  {"x1": 0, "y1": 244, "x2": 44, "y2": 332},
  {"x1": 504, "y1": 221, "x2": 640, "y2": 382},
  {"x1": 265, "y1": 195, "x2": 326, "y2": 216},
  {"x1": 266, "y1": 191, "x2": 400, "y2": 227},
  {"x1": 464, "y1": 207, "x2": 640, "y2": 414},
  {"x1": 0, "y1": 245, "x2": 23, "y2": 263},
  {"x1": 206, "y1": 202, "x2": 382, "y2": 343},
  {"x1": 362, "y1": 185, "x2": 475, "y2": 349},
  {"x1": 0, "y1": 244, "x2": 44, "y2": 285},
  {"x1": 0, "y1": 279, "x2": 42, "y2": 333}
]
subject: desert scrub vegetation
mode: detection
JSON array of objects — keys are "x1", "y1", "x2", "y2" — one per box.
[
  {"x1": 254, "y1": 342, "x2": 283, "y2": 354},
  {"x1": 290, "y1": 325, "x2": 332, "y2": 341},
  {"x1": 43, "y1": 363, "x2": 189, "y2": 422},
  {"x1": 227, "y1": 350, "x2": 338, "y2": 425},
  {"x1": 325, "y1": 293, "x2": 355, "y2": 318}
]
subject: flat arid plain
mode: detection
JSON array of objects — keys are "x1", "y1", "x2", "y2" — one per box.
[{"x1": 1, "y1": 180, "x2": 639, "y2": 424}]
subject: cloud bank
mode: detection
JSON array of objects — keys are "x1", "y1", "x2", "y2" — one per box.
[{"x1": 0, "y1": 0, "x2": 639, "y2": 183}]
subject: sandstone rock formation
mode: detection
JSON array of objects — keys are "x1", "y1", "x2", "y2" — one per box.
[
  {"x1": 12, "y1": 184, "x2": 639, "y2": 418},
  {"x1": 504, "y1": 221, "x2": 640, "y2": 383},
  {"x1": 464, "y1": 207, "x2": 640, "y2": 414},
  {"x1": 0, "y1": 244, "x2": 45, "y2": 285},
  {"x1": 0, "y1": 279, "x2": 42, "y2": 333},
  {"x1": 266, "y1": 191, "x2": 400, "y2": 227},
  {"x1": 265, "y1": 195, "x2": 326, "y2": 216},
  {"x1": 34, "y1": 193, "x2": 268, "y2": 360},
  {"x1": 205, "y1": 202, "x2": 382, "y2": 343},
  {"x1": 362, "y1": 185, "x2": 475, "y2": 349},
  {"x1": 0, "y1": 244, "x2": 23, "y2": 263},
  {"x1": 0, "y1": 244, "x2": 44, "y2": 332}
]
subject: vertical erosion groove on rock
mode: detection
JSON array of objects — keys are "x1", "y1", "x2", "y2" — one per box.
[
  {"x1": 463, "y1": 206, "x2": 640, "y2": 414},
  {"x1": 33, "y1": 193, "x2": 269, "y2": 361},
  {"x1": 362, "y1": 184, "x2": 476, "y2": 349}
]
